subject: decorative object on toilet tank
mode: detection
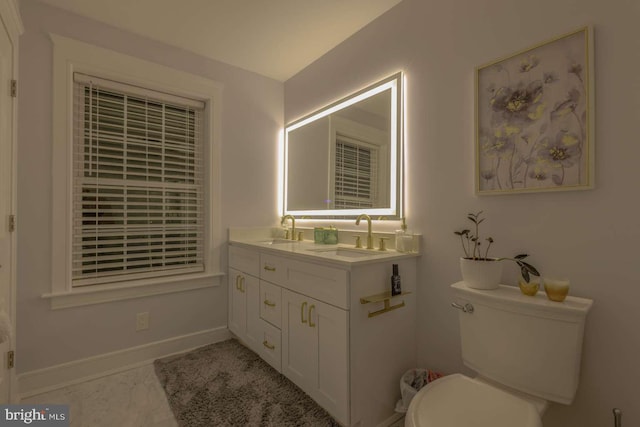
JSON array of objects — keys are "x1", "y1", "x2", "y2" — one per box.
[
  {"x1": 518, "y1": 277, "x2": 540, "y2": 296},
  {"x1": 543, "y1": 278, "x2": 570, "y2": 302},
  {"x1": 455, "y1": 211, "x2": 540, "y2": 290},
  {"x1": 475, "y1": 26, "x2": 595, "y2": 195}
]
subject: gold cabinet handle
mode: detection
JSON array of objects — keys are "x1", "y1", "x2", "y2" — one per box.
[
  {"x1": 301, "y1": 301, "x2": 308, "y2": 324},
  {"x1": 308, "y1": 304, "x2": 316, "y2": 328},
  {"x1": 239, "y1": 276, "x2": 245, "y2": 293},
  {"x1": 264, "y1": 265, "x2": 276, "y2": 272},
  {"x1": 264, "y1": 299, "x2": 276, "y2": 307},
  {"x1": 235, "y1": 275, "x2": 241, "y2": 290},
  {"x1": 263, "y1": 340, "x2": 275, "y2": 350}
]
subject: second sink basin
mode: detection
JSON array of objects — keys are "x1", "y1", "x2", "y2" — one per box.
[
  {"x1": 307, "y1": 247, "x2": 384, "y2": 258},
  {"x1": 260, "y1": 238, "x2": 299, "y2": 245}
]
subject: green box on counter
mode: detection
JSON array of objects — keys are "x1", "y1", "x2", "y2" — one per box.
[{"x1": 314, "y1": 227, "x2": 338, "y2": 244}]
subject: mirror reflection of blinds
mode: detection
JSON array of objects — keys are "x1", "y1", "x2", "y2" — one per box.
[
  {"x1": 334, "y1": 134, "x2": 378, "y2": 209},
  {"x1": 72, "y1": 73, "x2": 205, "y2": 287}
]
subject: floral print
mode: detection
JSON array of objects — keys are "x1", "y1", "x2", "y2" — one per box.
[{"x1": 476, "y1": 29, "x2": 590, "y2": 192}]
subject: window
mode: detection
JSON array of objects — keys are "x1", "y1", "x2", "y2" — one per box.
[
  {"x1": 327, "y1": 116, "x2": 389, "y2": 211},
  {"x1": 49, "y1": 34, "x2": 222, "y2": 309},
  {"x1": 334, "y1": 134, "x2": 379, "y2": 209},
  {"x1": 72, "y1": 74, "x2": 205, "y2": 287}
]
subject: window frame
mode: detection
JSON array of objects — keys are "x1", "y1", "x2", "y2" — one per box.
[{"x1": 47, "y1": 34, "x2": 223, "y2": 309}]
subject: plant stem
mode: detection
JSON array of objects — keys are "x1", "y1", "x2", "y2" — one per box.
[
  {"x1": 473, "y1": 222, "x2": 479, "y2": 259},
  {"x1": 484, "y1": 241, "x2": 492, "y2": 259},
  {"x1": 459, "y1": 235, "x2": 469, "y2": 257}
]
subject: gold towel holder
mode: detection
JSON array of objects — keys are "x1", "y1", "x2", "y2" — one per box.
[{"x1": 360, "y1": 290, "x2": 411, "y2": 318}]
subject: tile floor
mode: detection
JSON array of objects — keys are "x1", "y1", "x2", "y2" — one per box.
[{"x1": 21, "y1": 363, "x2": 407, "y2": 427}]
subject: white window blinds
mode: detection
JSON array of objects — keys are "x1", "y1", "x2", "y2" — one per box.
[
  {"x1": 72, "y1": 73, "x2": 205, "y2": 287},
  {"x1": 334, "y1": 134, "x2": 379, "y2": 209}
]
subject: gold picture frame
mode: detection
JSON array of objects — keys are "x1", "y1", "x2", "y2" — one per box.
[{"x1": 475, "y1": 27, "x2": 594, "y2": 194}]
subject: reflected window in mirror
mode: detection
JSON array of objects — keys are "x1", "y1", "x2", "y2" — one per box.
[{"x1": 284, "y1": 72, "x2": 403, "y2": 219}]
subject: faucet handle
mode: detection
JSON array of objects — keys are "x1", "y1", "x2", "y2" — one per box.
[
  {"x1": 297, "y1": 231, "x2": 304, "y2": 241},
  {"x1": 353, "y1": 235, "x2": 362, "y2": 249},
  {"x1": 378, "y1": 237, "x2": 389, "y2": 251},
  {"x1": 284, "y1": 229, "x2": 290, "y2": 240}
]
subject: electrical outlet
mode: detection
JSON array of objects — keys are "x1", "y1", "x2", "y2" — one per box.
[{"x1": 136, "y1": 312, "x2": 149, "y2": 331}]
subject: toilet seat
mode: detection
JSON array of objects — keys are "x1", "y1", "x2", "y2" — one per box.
[{"x1": 405, "y1": 374, "x2": 542, "y2": 427}]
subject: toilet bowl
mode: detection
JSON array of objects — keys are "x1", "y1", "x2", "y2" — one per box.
[
  {"x1": 405, "y1": 282, "x2": 593, "y2": 427},
  {"x1": 405, "y1": 374, "x2": 542, "y2": 427}
]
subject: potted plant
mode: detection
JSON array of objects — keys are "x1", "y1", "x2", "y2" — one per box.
[{"x1": 454, "y1": 211, "x2": 540, "y2": 290}]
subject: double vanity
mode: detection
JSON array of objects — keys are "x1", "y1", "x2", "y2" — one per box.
[
  {"x1": 228, "y1": 227, "x2": 419, "y2": 426},
  {"x1": 227, "y1": 71, "x2": 412, "y2": 426}
]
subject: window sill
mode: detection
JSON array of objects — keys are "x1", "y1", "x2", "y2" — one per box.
[{"x1": 42, "y1": 272, "x2": 225, "y2": 310}]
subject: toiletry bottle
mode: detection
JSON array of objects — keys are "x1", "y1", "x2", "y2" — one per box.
[
  {"x1": 395, "y1": 218, "x2": 413, "y2": 253},
  {"x1": 391, "y1": 264, "x2": 401, "y2": 296}
]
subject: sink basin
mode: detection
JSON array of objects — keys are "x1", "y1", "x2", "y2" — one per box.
[
  {"x1": 307, "y1": 247, "x2": 383, "y2": 258},
  {"x1": 260, "y1": 238, "x2": 298, "y2": 245}
]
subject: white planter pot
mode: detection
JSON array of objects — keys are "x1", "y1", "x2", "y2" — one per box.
[{"x1": 459, "y1": 257, "x2": 503, "y2": 290}]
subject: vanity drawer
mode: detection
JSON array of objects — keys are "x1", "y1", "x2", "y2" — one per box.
[
  {"x1": 260, "y1": 280, "x2": 282, "y2": 328},
  {"x1": 260, "y1": 253, "x2": 288, "y2": 284},
  {"x1": 260, "y1": 254, "x2": 349, "y2": 309},
  {"x1": 259, "y1": 319, "x2": 281, "y2": 372},
  {"x1": 285, "y1": 259, "x2": 349, "y2": 309},
  {"x1": 229, "y1": 245, "x2": 259, "y2": 277}
]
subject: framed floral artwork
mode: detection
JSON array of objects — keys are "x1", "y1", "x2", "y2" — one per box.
[{"x1": 475, "y1": 27, "x2": 594, "y2": 194}]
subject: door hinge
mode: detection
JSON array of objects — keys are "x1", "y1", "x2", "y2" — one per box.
[
  {"x1": 10, "y1": 80, "x2": 16, "y2": 98},
  {"x1": 7, "y1": 351, "x2": 14, "y2": 369},
  {"x1": 8, "y1": 215, "x2": 15, "y2": 232}
]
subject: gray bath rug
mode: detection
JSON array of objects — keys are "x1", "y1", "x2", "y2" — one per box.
[{"x1": 154, "y1": 339, "x2": 340, "y2": 427}]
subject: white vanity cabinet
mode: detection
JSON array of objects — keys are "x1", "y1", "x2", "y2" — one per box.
[{"x1": 228, "y1": 240, "x2": 417, "y2": 427}]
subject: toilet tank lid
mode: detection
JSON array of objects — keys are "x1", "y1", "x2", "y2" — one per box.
[
  {"x1": 451, "y1": 282, "x2": 593, "y2": 321},
  {"x1": 407, "y1": 374, "x2": 542, "y2": 427}
]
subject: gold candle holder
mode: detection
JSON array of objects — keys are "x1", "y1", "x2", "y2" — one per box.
[
  {"x1": 543, "y1": 279, "x2": 570, "y2": 302},
  {"x1": 518, "y1": 278, "x2": 540, "y2": 296}
]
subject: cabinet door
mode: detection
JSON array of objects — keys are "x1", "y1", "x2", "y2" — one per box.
[
  {"x1": 228, "y1": 268, "x2": 260, "y2": 353},
  {"x1": 312, "y1": 298, "x2": 349, "y2": 425},
  {"x1": 282, "y1": 289, "x2": 317, "y2": 392},
  {"x1": 282, "y1": 290, "x2": 349, "y2": 425},
  {"x1": 244, "y1": 274, "x2": 261, "y2": 353},
  {"x1": 228, "y1": 268, "x2": 246, "y2": 337}
]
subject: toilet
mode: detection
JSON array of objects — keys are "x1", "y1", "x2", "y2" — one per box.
[{"x1": 406, "y1": 282, "x2": 593, "y2": 427}]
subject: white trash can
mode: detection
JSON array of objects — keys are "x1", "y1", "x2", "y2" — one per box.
[{"x1": 395, "y1": 369, "x2": 444, "y2": 413}]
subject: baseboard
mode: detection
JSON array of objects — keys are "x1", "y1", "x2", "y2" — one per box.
[
  {"x1": 377, "y1": 412, "x2": 405, "y2": 427},
  {"x1": 18, "y1": 326, "x2": 231, "y2": 399}
]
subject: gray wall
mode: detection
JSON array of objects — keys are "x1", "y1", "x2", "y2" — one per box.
[
  {"x1": 17, "y1": 0, "x2": 282, "y2": 372},
  {"x1": 285, "y1": 0, "x2": 640, "y2": 426}
]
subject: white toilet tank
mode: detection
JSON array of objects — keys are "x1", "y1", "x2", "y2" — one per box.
[{"x1": 451, "y1": 282, "x2": 593, "y2": 405}]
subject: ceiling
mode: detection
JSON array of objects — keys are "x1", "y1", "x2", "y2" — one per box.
[{"x1": 37, "y1": 0, "x2": 402, "y2": 82}]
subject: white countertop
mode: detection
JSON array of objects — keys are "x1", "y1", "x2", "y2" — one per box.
[{"x1": 229, "y1": 227, "x2": 419, "y2": 267}]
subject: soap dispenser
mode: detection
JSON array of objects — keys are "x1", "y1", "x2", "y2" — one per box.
[{"x1": 395, "y1": 218, "x2": 414, "y2": 253}]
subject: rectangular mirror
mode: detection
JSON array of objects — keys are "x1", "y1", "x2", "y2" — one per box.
[{"x1": 284, "y1": 72, "x2": 403, "y2": 219}]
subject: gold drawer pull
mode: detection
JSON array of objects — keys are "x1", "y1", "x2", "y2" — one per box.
[
  {"x1": 264, "y1": 299, "x2": 276, "y2": 307},
  {"x1": 235, "y1": 275, "x2": 245, "y2": 292},
  {"x1": 263, "y1": 265, "x2": 276, "y2": 272},
  {"x1": 301, "y1": 301, "x2": 308, "y2": 324},
  {"x1": 263, "y1": 340, "x2": 275, "y2": 350},
  {"x1": 308, "y1": 304, "x2": 316, "y2": 328}
]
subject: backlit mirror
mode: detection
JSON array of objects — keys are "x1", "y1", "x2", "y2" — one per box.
[{"x1": 283, "y1": 72, "x2": 403, "y2": 219}]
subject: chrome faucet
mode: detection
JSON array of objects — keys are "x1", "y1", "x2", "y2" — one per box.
[
  {"x1": 281, "y1": 215, "x2": 296, "y2": 240},
  {"x1": 355, "y1": 213, "x2": 374, "y2": 249}
]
